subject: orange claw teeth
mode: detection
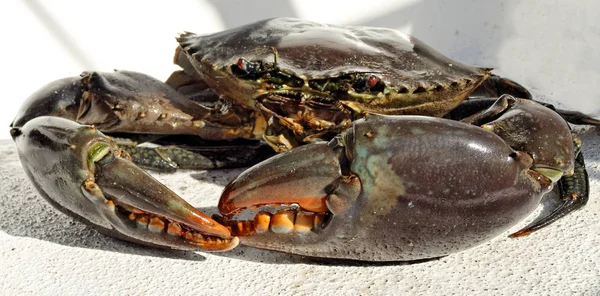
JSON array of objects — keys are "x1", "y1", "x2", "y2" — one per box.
[
  {"x1": 235, "y1": 221, "x2": 254, "y2": 236},
  {"x1": 193, "y1": 233, "x2": 205, "y2": 243},
  {"x1": 167, "y1": 222, "x2": 183, "y2": 236},
  {"x1": 106, "y1": 200, "x2": 116, "y2": 210},
  {"x1": 294, "y1": 212, "x2": 314, "y2": 234},
  {"x1": 136, "y1": 215, "x2": 149, "y2": 227},
  {"x1": 314, "y1": 213, "x2": 327, "y2": 229},
  {"x1": 270, "y1": 210, "x2": 296, "y2": 234},
  {"x1": 183, "y1": 231, "x2": 194, "y2": 241},
  {"x1": 254, "y1": 212, "x2": 271, "y2": 234},
  {"x1": 148, "y1": 217, "x2": 165, "y2": 233}
]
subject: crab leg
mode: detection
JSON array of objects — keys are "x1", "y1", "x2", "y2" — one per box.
[
  {"x1": 117, "y1": 138, "x2": 274, "y2": 172},
  {"x1": 446, "y1": 95, "x2": 600, "y2": 126},
  {"x1": 11, "y1": 116, "x2": 237, "y2": 251},
  {"x1": 467, "y1": 74, "x2": 533, "y2": 101}
]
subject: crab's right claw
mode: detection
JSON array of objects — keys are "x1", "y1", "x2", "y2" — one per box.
[{"x1": 11, "y1": 116, "x2": 237, "y2": 251}]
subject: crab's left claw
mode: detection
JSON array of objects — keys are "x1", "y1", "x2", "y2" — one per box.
[{"x1": 11, "y1": 116, "x2": 237, "y2": 251}]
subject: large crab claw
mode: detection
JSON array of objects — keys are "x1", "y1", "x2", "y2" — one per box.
[
  {"x1": 10, "y1": 117, "x2": 237, "y2": 251},
  {"x1": 218, "y1": 113, "x2": 563, "y2": 261}
]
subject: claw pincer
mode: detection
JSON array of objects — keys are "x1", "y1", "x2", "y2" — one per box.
[
  {"x1": 11, "y1": 117, "x2": 237, "y2": 251},
  {"x1": 218, "y1": 111, "x2": 569, "y2": 261}
]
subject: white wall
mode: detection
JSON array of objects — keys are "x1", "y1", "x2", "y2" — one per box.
[{"x1": 2, "y1": 0, "x2": 599, "y2": 139}]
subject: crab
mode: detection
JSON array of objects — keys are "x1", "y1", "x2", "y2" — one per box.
[{"x1": 9, "y1": 18, "x2": 600, "y2": 262}]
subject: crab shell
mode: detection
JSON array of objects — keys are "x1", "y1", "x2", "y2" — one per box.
[{"x1": 176, "y1": 17, "x2": 490, "y2": 118}]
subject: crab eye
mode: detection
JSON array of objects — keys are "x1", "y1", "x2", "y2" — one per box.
[
  {"x1": 367, "y1": 76, "x2": 380, "y2": 88},
  {"x1": 234, "y1": 58, "x2": 259, "y2": 75},
  {"x1": 236, "y1": 58, "x2": 247, "y2": 70}
]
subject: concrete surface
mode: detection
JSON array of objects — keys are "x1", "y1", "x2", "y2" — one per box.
[{"x1": 1, "y1": 132, "x2": 599, "y2": 295}]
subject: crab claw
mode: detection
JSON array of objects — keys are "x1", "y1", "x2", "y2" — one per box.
[
  {"x1": 217, "y1": 141, "x2": 352, "y2": 248},
  {"x1": 219, "y1": 143, "x2": 340, "y2": 218},
  {"x1": 11, "y1": 116, "x2": 237, "y2": 251},
  {"x1": 217, "y1": 114, "x2": 550, "y2": 261}
]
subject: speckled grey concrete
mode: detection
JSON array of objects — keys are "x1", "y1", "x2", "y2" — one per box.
[{"x1": 1, "y1": 133, "x2": 599, "y2": 295}]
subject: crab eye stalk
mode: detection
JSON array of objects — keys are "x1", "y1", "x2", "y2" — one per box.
[{"x1": 9, "y1": 127, "x2": 22, "y2": 139}]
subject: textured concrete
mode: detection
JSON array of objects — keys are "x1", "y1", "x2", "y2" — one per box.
[{"x1": 1, "y1": 133, "x2": 599, "y2": 295}]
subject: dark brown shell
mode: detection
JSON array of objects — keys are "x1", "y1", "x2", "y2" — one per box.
[
  {"x1": 177, "y1": 18, "x2": 492, "y2": 148},
  {"x1": 178, "y1": 18, "x2": 486, "y2": 86}
]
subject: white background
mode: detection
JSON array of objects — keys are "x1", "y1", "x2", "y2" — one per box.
[{"x1": 1, "y1": 0, "x2": 599, "y2": 139}]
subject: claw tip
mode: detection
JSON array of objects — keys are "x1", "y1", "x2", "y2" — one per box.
[{"x1": 508, "y1": 229, "x2": 534, "y2": 238}]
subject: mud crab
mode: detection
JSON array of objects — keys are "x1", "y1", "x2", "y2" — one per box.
[{"x1": 10, "y1": 18, "x2": 600, "y2": 262}]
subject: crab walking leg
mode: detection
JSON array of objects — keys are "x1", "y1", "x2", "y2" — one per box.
[
  {"x1": 118, "y1": 140, "x2": 274, "y2": 172},
  {"x1": 217, "y1": 114, "x2": 558, "y2": 262},
  {"x1": 115, "y1": 144, "x2": 179, "y2": 172},
  {"x1": 11, "y1": 71, "x2": 209, "y2": 135},
  {"x1": 467, "y1": 74, "x2": 533, "y2": 101},
  {"x1": 11, "y1": 117, "x2": 237, "y2": 251},
  {"x1": 446, "y1": 97, "x2": 600, "y2": 126}
]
